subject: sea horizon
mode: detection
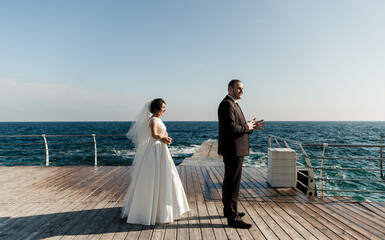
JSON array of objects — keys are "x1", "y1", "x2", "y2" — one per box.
[{"x1": 1, "y1": 120, "x2": 385, "y2": 123}]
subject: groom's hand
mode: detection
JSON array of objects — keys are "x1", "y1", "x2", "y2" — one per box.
[
  {"x1": 253, "y1": 119, "x2": 266, "y2": 130},
  {"x1": 247, "y1": 118, "x2": 257, "y2": 131}
]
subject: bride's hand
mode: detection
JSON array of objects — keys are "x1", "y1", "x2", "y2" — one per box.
[{"x1": 161, "y1": 136, "x2": 172, "y2": 145}]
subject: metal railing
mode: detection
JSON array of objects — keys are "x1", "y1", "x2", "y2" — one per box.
[
  {"x1": 269, "y1": 135, "x2": 385, "y2": 197},
  {"x1": 0, "y1": 134, "x2": 130, "y2": 166}
]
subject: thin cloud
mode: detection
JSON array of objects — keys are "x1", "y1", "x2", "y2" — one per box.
[{"x1": 0, "y1": 78, "x2": 142, "y2": 121}]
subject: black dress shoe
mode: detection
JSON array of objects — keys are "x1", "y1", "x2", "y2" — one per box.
[
  {"x1": 228, "y1": 220, "x2": 252, "y2": 229},
  {"x1": 224, "y1": 212, "x2": 246, "y2": 218},
  {"x1": 237, "y1": 212, "x2": 245, "y2": 217}
]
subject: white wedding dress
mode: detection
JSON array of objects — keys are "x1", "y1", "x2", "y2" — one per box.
[{"x1": 121, "y1": 117, "x2": 190, "y2": 225}]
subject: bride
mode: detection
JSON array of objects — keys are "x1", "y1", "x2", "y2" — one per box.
[{"x1": 121, "y1": 98, "x2": 190, "y2": 225}]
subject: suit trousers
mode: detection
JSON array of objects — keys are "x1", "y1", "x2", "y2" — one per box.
[{"x1": 222, "y1": 155, "x2": 243, "y2": 221}]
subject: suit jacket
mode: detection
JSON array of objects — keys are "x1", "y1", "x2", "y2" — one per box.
[{"x1": 217, "y1": 95, "x2": 251, "y2": 157}]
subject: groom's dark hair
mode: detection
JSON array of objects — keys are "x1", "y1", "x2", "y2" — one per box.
[
  {"x1": 150, "y1": 98, "x2": 166, "y2": 114},
  {"x1": 228, "y1": 79, "x2": 241, "y2": 88}
]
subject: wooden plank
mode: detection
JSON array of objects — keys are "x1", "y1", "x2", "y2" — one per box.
[
  {"x1": 1, "y1": 166, "x2": 384, "y2": 240},
  {"x1": 0, "y1": 169, "x2": 76, "y2": 233},
  {"x1": 108, "y1": 167, "x2": 135, "y2": 240},
  {"x1": 137, "y1": 224, "x2": 155, "y2": 239},
  {"x1": 212, "y1": 167, "x2": 253, "y2": 239},
  {"x1": 204, "y1": 168, "x2": 242, "y2": 240},
  {"x1": 36, "y1": 167, "x2": 127, "y2": 240},
  {"x1": 217, "y1": 166, "x2": 292, "y2": 239},
  {"x1": 95, "y1": 168, "x2": 132, "y2": 240},
  {"x1": 163, "y1": 221, "x2": 177, "y2": 240},
  {"x1": 85, "y1": 206, "x2": 122, "y2": 240},
  {"x1": 100, "y1": 168, "x2": 134, "y2": 240},
  {"x1": 0, "y1": 167, "x2": 55, "y2": 195},
  {"x1": 208, "y1": 166, "x2": 259, "y2": 240},
  {"x1": 151, "y1": 223, "x2": 166, "y2": 240},
  {"x1": 313, "y1": 199, "x2": 381, "y2": 240},
  {"x1": 323, "y1": 198, "x2": 385, "y2": 237},
  {"x1": 213, "y1": 166, "x2": 291, "y2": 240},
  {"x1": 283, "y1": 201, "x2": 348, "y2": 240},
  {"x1": 17, "y1": 167, "x2": 89, "y2": 197},
  {"x1": 176, "y1": 165, "x2": 191, "y2": 240},
  {"x1": 4, "y1": 167, "x2": 120, "y2": 240},
  {"x1": 0, "y1": 201, "x2": 39, "y2": 234},
  {"x1": 28, "y1": 168, "x2": 123, "y2": 240},
  {"x1": 337, "y1": 200, "x2": 385, "y2": 232},
  {"x1": 0, "y1": 167, "x2": 122, "y2": 240},
  {"x1": 59, "y1": 167, "x2": 129, "y2": 239},
  {"x1": 191, "y1": 166, "x2": 216, "y2": 240},
  {"x1": 359, "y1": 202, "x2": 385, "y2": 218},
  {"x1": 109, "y1": 219, "x2": 132, "y2": 240},
  {"x1": 7, "y1": 166, "x2": 109, "y2": 212},
  {"x1": 242, "y1": 168, "x2": 337, "y2": 240},
  {"x1": 183, "y1": 165, "x2": 202, "y2": 240},
  {"x1": 121, "y1": 223, "x2": 141, "y2": 240},
  {"x1": 240, "y1": 169, "x2": 310, "y2": 240},
  {"x1": 198, "y1": 166, "x2": 231, "y2": 240},
  {"x1": 247, "y1": 167, "x2": 371, "y2": 240},
  {"x1": 162, "y1": 158, "x2": 178, "y2": 240},
  {"x1": 303, "y1": 196, "x2": 380, "y2": 240},
  {"x1": 302, "y1": 201, "x2": 370, "y2": 239},
  {"x1": 199, "y1": 166, "x2": 256, "y2": 240},
  {"x1": 0, "y1": 202, "x2": 55, "y2": 239},
  {"x1": 0, "y1": 167, "x2": 68, "y2": 204},
  {"x1": 23, "y1": 202, "x2": 82, "y2": 240},
  {"x1": 96, "y1": 209, "x2": 129, "y2": 240},
  {"x1": 72, "y1": 169, "x2": 131, "y2": 240}
]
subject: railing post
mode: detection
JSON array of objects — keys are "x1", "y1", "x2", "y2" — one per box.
[
  {"x1": 381, "y1": 137, "x2": 384, "y2": 180},
  {"x1": 274, "y1": 137, "x2": 281, "y2": 148},
  {"x1": 320, "y1": 143, "x2": 328, "y2": 197},
  {"x1": 93, "y1": 134, "x2": 97, "y2": 166},
  {"x1": 298, "y1": 144, "x2": 316, "y2": 196},
  {"x1": 268, "y1": 136, "x2": 271, "y2": 148},
  {"x1": 42, "y1": 134, "x2": 49, "y2": 166}
]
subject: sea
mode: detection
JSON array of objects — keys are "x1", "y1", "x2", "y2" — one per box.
[{"x1": 0, "y1": 121, "x2": 384, "y2": 202}]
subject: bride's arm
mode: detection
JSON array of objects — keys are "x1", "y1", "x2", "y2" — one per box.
[{"x1": 150, "y1": 121, "x2": 172, "y2": 144}]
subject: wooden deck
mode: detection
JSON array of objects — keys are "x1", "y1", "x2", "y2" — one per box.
[{"x1": 0, "y1": 166, "x2": 384, "y2": 240}]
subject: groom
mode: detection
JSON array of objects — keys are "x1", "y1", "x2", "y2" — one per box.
[{"x1": 218, "y1": 79, "x2": 265, "y2": 229}]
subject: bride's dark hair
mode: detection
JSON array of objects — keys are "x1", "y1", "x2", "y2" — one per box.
[{"x1": 150, "y1": 98, "x2": 166, "y2": 114}]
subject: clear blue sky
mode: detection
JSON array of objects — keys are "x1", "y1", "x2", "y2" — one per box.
[{"x1": 1, "y1": 0, "x2": 384, "y2": 121}]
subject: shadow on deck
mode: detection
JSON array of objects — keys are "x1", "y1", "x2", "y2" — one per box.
[{"x1": 0, "y1": 166, "x2": 384, "y2": 239}]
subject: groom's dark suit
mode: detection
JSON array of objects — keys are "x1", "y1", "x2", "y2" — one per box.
[{"x1": 218, "y1": 95, "x2": 251, "y2": 222}]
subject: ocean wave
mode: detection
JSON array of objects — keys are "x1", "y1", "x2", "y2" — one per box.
[
  {"x1": 106, "y1": 145, "x2": 200, "y2": 159},
  {"x1": 169, "y1": 145, "x2": 200, "y2": 157},
  {"x1": 204, "y1": 139, "x2": 217, "y2": 143},
  {"x1": 244, "y1": 152, "x2": 268, "y2": 167},
  {"x1": 111, "y1": 149, "x2": 136, "y2": 158}
]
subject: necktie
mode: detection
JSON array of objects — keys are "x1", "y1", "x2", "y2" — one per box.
[{"x1": 236, "y1": 102, "x2": 243, "y2": 113}]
